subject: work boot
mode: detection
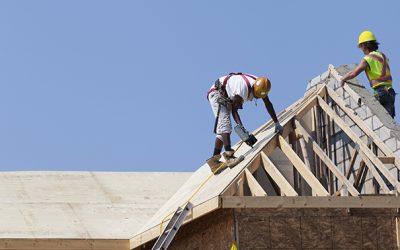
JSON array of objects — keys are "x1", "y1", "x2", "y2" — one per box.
[
  {"x1": 206, "y1": 154, "x2": 228, "y2": 174},
  {"x1": 223, "y1": 151, "x2": 244, "y2": 168}
]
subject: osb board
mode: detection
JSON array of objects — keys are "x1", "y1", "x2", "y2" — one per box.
[
  {"x1": 0, "y1": 239, "x2": 129, "y2": 250},
  {"x1": 236, "y1": 208, "x2": 398, "y2": 249},
  {"x1": 138, "y1": 209, "x2": 234, "y2": 250}
]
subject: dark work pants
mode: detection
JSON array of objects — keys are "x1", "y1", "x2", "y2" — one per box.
[{"x1": 375, "y1": 87, "x2": 396, "y2": 118}]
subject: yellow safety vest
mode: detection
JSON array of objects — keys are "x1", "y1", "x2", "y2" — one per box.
[{"x1": 363, "y1": 51, "x2": 392, "y2": 89}]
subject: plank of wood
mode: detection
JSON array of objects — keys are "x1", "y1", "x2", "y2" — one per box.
[
  {"x1": 379, "y1": 156, "x2": 395, "y2": 165},
  {"x1": 260, "y1": 152, "x2": 298, "y2": 196},
  {"x1": 317, "y1": 96, "x2": 400, "y2": 192},
  {"x1": 326, "y1": 85, "x2": 400, "y2": 172},
  {"x1": 278, "y1": 135, "x2": 329, "y2": 196},
  {"x1": 358, "y1": 150, "x2": 391, "y2": 193},
  {"x1": 354, "y1": 161, "x2": 366, "y2": 189},
  {"x1": 244, "y1": 168, "x2": 267, "y2": 196},
  {"x1": 0, "y1": 239, "x2": 129, "y2": 250},
  {"x1": 346, "y1": 148, "x2": 359, "y2": 179},
  {"x1": 295, "y1": 120, "x2": 359, "y2": 196},
  {"x1": 221, "y1": 196, "x2": 400, "y2": 208}
]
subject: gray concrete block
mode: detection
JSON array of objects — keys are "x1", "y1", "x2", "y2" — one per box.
[
  {"x1": 335, "y1": 86, "x2": 344, "y2": 97},
  {"x1": 364, "y1": 117, "x2": 373, "y2": 130},
  {"x1": 372, "y1": 115, "x2": 383, "y2": 130},
  {"x1": 377, "y1": 126, "x2": 391, "y2": 142},
  {"x1": 384, "y1": 137, "x2": 397, "y2": 152},
  {"x1": 394, "y1": 149, "x2": 400, "y2": 158},
  {"x1": 364, "y1": 106, "x2": 373, "y2": 118},
  {"x1": 308, "y1": 75, "x2": 321, "y2": 87},
  {"x1": 350, "y1": 124, "x2": 363, "y2": 137},
  {"x1": 353, "y1": 106, "x2": 367, "y2": 119}
]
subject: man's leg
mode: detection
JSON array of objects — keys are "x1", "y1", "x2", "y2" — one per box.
[
  {"x1": 207, "y1": 92, "x2": 231, "y2": 173},
  {"x1": 378, "y1": 88, "x2": 396, "y2": 118}
]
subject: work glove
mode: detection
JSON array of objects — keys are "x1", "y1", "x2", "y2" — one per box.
[{"x1": 274, "y1": 122, "x2": 284, "y2": 134}]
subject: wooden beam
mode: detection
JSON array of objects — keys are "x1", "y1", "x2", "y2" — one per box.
[
  {"x1": 326, "y1": 86, "x2": 400, "y2": 172},
  {"x1": 221, "y1": 196, "x2": 400, "y2": 208},
  {"x1": 358, "y1": 150, "x2": 391, "y2": 193},
  {"x1": 260, "y1": 152, "x2": 298, "y2": 196},
  {"x1": 278, "y1": 135, "x2": 329, "y2": 196},
  {"x1": 354, "y1": 161, "x2": 366, "y2": 190},
  {"x1": 379, "y1": 156, "x2": 395, "y2": 165},
  {"x1": 244, "y1": 168, "x2": 267, "y2": 196},
  {"x1": 0, "y1": 239, "x2": 129, "y2": 250},
  {"x1": 317, "y1": 96, "x2": 400, "y2": 192},
  {"x1": 346, "y1": 147, "x2": 359, "y2": 179},
  {"x1": 295, "y1": 120, "x2": 359, "y2": 196}
]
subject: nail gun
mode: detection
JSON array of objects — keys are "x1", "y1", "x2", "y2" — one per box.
[{"x1": 234, "y1": 124, "x2": 257, "y2": 147}]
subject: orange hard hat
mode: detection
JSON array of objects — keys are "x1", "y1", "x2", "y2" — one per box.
[{"x1": 253, "y1": 77, "x2": 271, "y2": 99}]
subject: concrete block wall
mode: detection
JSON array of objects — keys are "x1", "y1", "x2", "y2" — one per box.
[{"x1": 307, "y1": 65, "x2": 400, "y2": 193}]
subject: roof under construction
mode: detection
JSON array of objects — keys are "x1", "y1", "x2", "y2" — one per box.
[{"x1": 1, "y1": 64, "x2": 400, "y2": 250}]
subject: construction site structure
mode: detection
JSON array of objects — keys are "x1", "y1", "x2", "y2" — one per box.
[{"x1": 1, "y1": 65, "x2": 400, "y2": 249}]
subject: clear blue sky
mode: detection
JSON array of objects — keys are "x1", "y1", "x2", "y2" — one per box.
[{"x1": 1, "y1": 1, "x2": 399, "y2": 171}]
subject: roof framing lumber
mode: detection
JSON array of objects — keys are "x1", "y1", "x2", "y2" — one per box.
[
  {"x1": 317, "y1": 95, "x2": 400, "y2": 192},
  {"x1": 0, "y1": 239, "x2": 129, "y2": 250},
  {"x1": 294, "y1": 120, "x2": 359, "y2": 196},
  {"x1": 358, "y1": 150, "x2": 391, "y2": 193},
  {"x1": 278, "y1": 135, "x2": 329, "y2": 196},
  {"x1": 244, "y1": 168, "x2": 267, "y2": 196},
  {"x1": 327, "y1": 68, "x2": 400, "y2": 172},
  {"x1": 260, "y1": 152, "x2": 298, "y2": 196},
  {"x1": 221, "y1": 196, "x2": 400, "y2": 208}
]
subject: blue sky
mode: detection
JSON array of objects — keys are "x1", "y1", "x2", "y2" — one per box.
[{"x1": 1, "y1": 1, "x2": 399, "y2": 171}]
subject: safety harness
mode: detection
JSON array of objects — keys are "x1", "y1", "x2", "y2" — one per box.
[{"x1": 207, "y1": 72, "x2": 255, "y2": 100}]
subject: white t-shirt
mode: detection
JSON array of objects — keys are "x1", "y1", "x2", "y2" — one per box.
[{"x1": 209, "y1": 74, "x2": 257, "y2": 102}]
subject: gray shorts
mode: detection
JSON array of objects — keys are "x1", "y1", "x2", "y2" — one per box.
[{"x1": 208, "y1": 91, "x2": 232, "y2": 135}]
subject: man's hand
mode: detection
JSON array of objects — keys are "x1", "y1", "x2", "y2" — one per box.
[{"x1": 274, "y1": 122, "x2": 283, "y2": 134}]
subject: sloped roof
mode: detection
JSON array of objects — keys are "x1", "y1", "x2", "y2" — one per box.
[
  {"x1": 131, "y1": 64, "x2": 400, "y2": 248},
  {"x1": 130, "y1": 83, "x2": 323, "y2": 247},
  {"x1": 0, "y1": 171, "x2": 191, "y2": 239}
]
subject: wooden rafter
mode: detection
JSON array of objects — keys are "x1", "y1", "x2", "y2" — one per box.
[
  {"x1": 260, "y1": 152, "x2": 298, "y2": 196},
  {"x1": 317, "y1": 95, "x2": 400, "y2": 192},
  {"x1": 295, "y1": 120, "x2": 360, "y2": 196},
  {"x1": 327, "y1": 67, "x2": 400, "y2": 171},
  {"x1": 278, "y1": 135, "x2": 329, "y2": 196},
  {"x1": 244, "y1": 168, "x2": 267, "y2": 196}
]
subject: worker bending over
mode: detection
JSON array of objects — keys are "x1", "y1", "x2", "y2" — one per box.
[
  {"x1": 206, "y1": 72, "x2": 283, "y2": 174},
  {"x1": 341, "y1": 31, "x2": 395, "y2": 118}
]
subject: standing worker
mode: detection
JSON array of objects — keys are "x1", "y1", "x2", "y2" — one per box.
[
  {"x1": 340, "y1": 31, "x2": 395, "y2": 118},
  {"x1": 206, "y1": 72, "x2": 283, "y2": 174}
]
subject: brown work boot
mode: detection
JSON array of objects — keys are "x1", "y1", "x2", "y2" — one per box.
[
  {"x1": 223, "y1": 151, "x2": 244, "y2": 168},
  {"x1": 206, "y1": 154, "x2": 228, "y2": 174}
]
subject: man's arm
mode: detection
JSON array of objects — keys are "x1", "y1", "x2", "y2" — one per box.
[
  {"x1": 262, "y1": 96, "x2": 278, "y2": 123},
  {"x1": 340, "y1": 59, "x2": 368, "y2": 86},
  {"x1": 231, "y1": 95, "x2": 243, "y2": 126}
]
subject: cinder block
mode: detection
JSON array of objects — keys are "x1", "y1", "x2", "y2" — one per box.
[
  {"x1": 372, "y1": 115, "x2": 383, "y2": 130},
  {"x1": 335, "y1": 87, "x2": 344, "y2": 97},
  {"x1": 350, "y1": 124, "x2": 363, "y2": 137},
  {"x1": 394, "y1": 149, "x2": 400, "y2": 158},
  {"x1": 309, "y1": 75, "x2": 321, "y2": 87},
  {"x1": 377, "y1": 126, "x2": 391, "y2": 142},
  {"x1": 349, "y1": 98, "x2": 359, "y2": 109},
  {"x1": 364, "y1": 106, "x2": 373, "y2": 118},
  {"x1": 364, "y1": 117, "x2": 373, "y2": 130},
  {"x1": 354, "y1": 106, "x2": 367, "y2": 119},
  {"x1": 384, "y1": 137, "x2": 397, "y2": 152}
]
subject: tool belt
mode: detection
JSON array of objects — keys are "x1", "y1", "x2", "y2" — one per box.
[{"x1": 374, "y1": 85, "x2": 393, "y2": 103}]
